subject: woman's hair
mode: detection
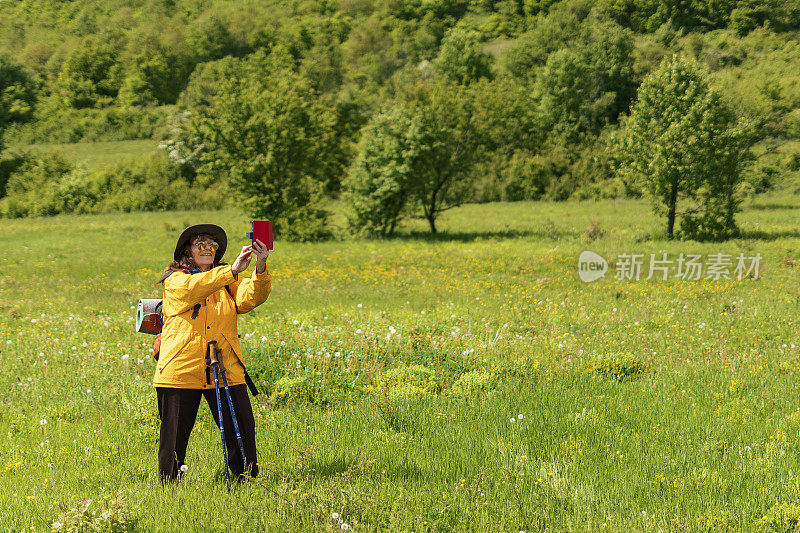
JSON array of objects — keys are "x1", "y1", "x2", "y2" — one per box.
[{"x1": 161, "y1": 233, "x2": 228, "y2": 276}]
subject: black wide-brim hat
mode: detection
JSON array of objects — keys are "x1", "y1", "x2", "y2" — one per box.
[{"x1": 174, "y1": 224, "x2": 228, "y2": 263}]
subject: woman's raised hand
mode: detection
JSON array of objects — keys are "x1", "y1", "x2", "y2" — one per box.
[
  {"x1": 252, "y1": 239, "x2": 270, "y2": 273},
  {"x1": 230, "y1": 240, "x2": 270, "y2": 276},
  {"x1": 231, "y1": 245, "x2": 253, "y2": 276}
]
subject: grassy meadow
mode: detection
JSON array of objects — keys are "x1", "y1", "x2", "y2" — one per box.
[{"x1": 4, "y1": 194, "x2": 800, "y2": 531}]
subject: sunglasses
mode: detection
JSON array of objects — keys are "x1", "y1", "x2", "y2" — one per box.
[{"x1": 192, "y1": 240, "x2": 219, "y2": 252}]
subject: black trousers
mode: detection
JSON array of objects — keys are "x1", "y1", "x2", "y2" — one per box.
[{"x1": 156, "y1": 384, "x2": 258, "y2": 482}]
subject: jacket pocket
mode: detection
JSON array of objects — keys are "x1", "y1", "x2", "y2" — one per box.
[{"x1": 221, "y1": 331, "x2": 243, "y2": 362}]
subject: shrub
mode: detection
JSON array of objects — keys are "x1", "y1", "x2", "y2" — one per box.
[
  {"x1": 373, "y1": 364, "x2": 440, "y2": 401},
  {"x1": 270, "y1": 375, "x2": 315, "y2": 407},
  {"x1": 0, "y1": 151, "x2": 78, "y2": 217},
  {"x1": 52, "y1": 493, "x2": 133, "y2": 533},
  {"x1": 0, "y1": 151, "x2": 201, "y2": 218},
  {"x1": 449, "y1": 370, "x2": 498, "y2": 397},
  {"x1": 586, "y1": 352, "x2": 645, "y2": 380},
  {"x1": 760, "y1": 502, "x2": 800, "y2": 531},
  {"x1": 490, "y1": 355, "x2": 542, "y2": 380},
  {"x1": 4, "y1": 106, "x2": 170, "y2": 144}
]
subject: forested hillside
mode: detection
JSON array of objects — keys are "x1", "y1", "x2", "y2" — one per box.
[{"x1": 1, "y1": 0, "x2": 799, "y2": 234}]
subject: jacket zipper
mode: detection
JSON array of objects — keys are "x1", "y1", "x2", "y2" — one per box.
[{"x1": 203, "y1": 296, "x2": 208, "y2": 388}]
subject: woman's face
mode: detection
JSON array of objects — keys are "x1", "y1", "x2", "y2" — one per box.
[{"x1": 189, "y1": 234, "x2": 216, "y2": 269}]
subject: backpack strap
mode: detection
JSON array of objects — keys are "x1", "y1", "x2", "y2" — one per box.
[{"x1": 225, "y1": 284, "x2": 238, "y2": 313}]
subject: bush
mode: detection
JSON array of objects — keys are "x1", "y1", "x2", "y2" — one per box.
[
  {"x1": 586, "y1": 352, "x2": 645, "y2": 380},
  {"x1": 52, "y1": 493, "x2": 133, "y2": 533},
  {"x1": 0, "y1": 151, "x2": 201, "y2": 218},
  {"x1": 490, "y1": 355, "x2": 541, "y2": 380},
  {"x1": 269, "y1": 371, "x2": 355, "y2": 407},
  {"x1": 4, "y1": 106, "x2": 170, "y2": 144},
  {"x1": 270, "y1": 375, "x2": 315, "y2": 407},
  {"x1": 0, "y1": 151, "x2": 78, "y2": 217},
  {"x1": 760, "y1": 502, "x2": 800, "y2": 531},
  {"x1": 449, "y1": 370, "x2": 498, "y2": 397},
  {"x1": 372, "y1": 364, "x2": 440, "y2": 401}
]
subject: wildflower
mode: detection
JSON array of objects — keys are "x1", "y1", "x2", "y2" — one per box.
[
  {"x1": 5, "y1": 341, "x2": 10, "y2": 345},
  {"x1": 341, "y1": 524, "x2": 350, "y2": 531},
  {"x1": 510, "y1": 418, "x2": 516, "y2": 423},
  {"x1": 122, "y1": 354, "x2": 129, "y2": 360},
  {"x1": 293, "y1": 320, "x2": 299, "y2": 325},
  {"x1": 332, "y1": 512, "x2": 340, "y2": 520},
  {"x1": 517, "y1": 414, "x2": 523, "y2": 420},
  {"x1": 357, "y1": 303, "x2": 362, "y2": 308},
  {"x1": 39, "y1": 419, "x2": 47, "y2": 425},
  {"x1": 356, "y1": 329, "x2": 362, "y2": 334},
  {"x1": 280, "y1": 341, "x2": 286, "y2": 346},
  {"x1": 180, "y1": 464, "x2": 188, "y2": 472}
]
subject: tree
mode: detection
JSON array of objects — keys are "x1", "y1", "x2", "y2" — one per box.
[
  {"x1": 535, "y1": 18, "x2": 636, "y2": 142},
  {"x1": 0, "y1": 55, "x2": 38, "y2": 128},
  {"x1": 401, "y1": 79, "x2": 481, "y2": 234},
  {"x1": 433, "y1": 28, "x2": 493, "y2": 85},
  {"x1": 54, "y1": 36, "x2": 121, "y2": 108},
  {"x1": 618, "y1": 55, "x2": 753, "y2": 240},
  {"x1": 0, "y1": 54, "x2": 38, "y2": 194},
  {"x1": 343, "y1": 105, "x2": 423, "y2": 237},
  {"x1": 190, "y1": 48, "x2": 343, "y2": 241}
]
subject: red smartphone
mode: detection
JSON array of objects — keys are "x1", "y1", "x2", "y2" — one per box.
[{"x1": 247, "y1": 220, "x2": 273, "y2": 250}]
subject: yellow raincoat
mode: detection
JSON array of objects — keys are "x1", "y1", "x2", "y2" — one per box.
[{"x1": 152, "y1": 264, "x2": 271, "y2": 389}]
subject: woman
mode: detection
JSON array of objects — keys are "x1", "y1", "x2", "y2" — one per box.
[{"x1": 153, "y1": 223, "x2": 271, "y2": 483}]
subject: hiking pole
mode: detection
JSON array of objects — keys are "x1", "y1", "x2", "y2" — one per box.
[
  {"x1": 219, "y1": 361, "x2": 248, "y2": 477},
  {"x1": 207, "y1": 341, "x2": 231, "y2": 492}
]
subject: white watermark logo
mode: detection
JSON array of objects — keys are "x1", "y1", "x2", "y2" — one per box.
[
  {"x1": 578, "y1": 251, "x2": 762, "y2": 282},
  {"x1": 578, "y1": 251, "x2": 608, "y2": 282}
]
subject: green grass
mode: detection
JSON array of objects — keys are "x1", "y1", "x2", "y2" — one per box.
[
  {"x1": 7, "y1": 139, "x2": 158, "y2": 169},
  {"x1": 3, "y1": 193, "x2": 800, "y2": 531}
]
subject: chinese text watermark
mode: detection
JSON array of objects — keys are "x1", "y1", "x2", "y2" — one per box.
[{"x1": 578, "y1": 251, "x2": 761, "y2": 283}]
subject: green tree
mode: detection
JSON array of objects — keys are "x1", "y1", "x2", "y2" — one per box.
[
  {"x1": 0, "y1": 54, "x2": 38, "y2": 131},
  {"x1": 343, "y1": 105, "x2": 423, "y2": 237},
  {"x1": 117, "y1": 25, "x2": 193, "y2": 106},
  {"x1": 54, "y1": 36, "x2": 121, "y2": 108},
  {"x1": 618, "y1": 55, "x2": 753, "y2": 240},
  {"x1": 433, "y1": 28, "x2": 493, "y2": 85},
  {"x1": 190, "y1": 48, "x2": 342, "y2": 241},
  {"x1": 400, "y1": 79, "x2": 481, "y2": 233},
  {"x1": 534, "y1": 18, "x2": 635, "y2": 142}
]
